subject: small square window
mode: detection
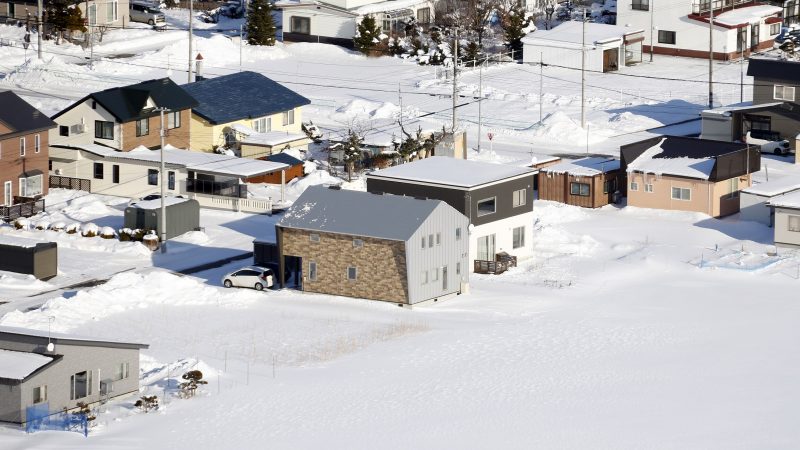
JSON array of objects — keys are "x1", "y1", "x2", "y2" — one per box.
[
  {"x1": 310, "y1": 233, "x2": 320, "y2": 243},
  {"x1": 477, "y1": 197, "x2": 496, "y2": 216},
  {"x1": 645, "y1": 184, "x2": 653, "y2": 193},
  {"x1": 512, "y1": 189, "x2": 526, "y2": 207},
  {"x1": 33, "y1": 385, "x2": 47, "y2": 404},
  {"x1": 353, "y1": 239, "x2": 364, "y2": 248},
  {"x1": 788, "y1": 215, "x2": 800, "y2": 232},
  {"x1": 59, "y1": 125, "x2": 69, "y2": 136},
  {"x1": 630, "y1": 182, "x2": 639, "y2": 191},
  {"x1": 347, "y1": 266, "x2": 357, "y2": 281}
]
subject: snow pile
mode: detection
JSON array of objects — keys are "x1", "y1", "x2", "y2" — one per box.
[
  {"x1": 336, "y1": 99, "x2": 400, "y2": 120},
  {"x1": 0, "y1": 273, "x2": 52, "y2": 291},
  {"x1": 530, "y1": 111, "x2": 608, "y2": 146},
  {"x1": 0, "y1": 271, "x2": 263, "y2": 333}
]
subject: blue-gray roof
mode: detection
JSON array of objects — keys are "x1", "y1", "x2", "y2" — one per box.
[
  {"x1": 278, "y1": 185, "x2": 442, "y2": 241},
  {"x1": 183, "y1": 71, "x2": 311, "y2": 125},
  {"x1": 266, "y1": 152, "x2": 303, "y2": 166}
]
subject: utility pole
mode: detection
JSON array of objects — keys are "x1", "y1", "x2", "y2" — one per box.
[
  {"x1": 649, "y1": 0, "x2": 654, "y2": 62},
  {"x1": 36, "y1": 0, "x2": 42, "y2": 59},
  {"x1": 188, "y1": 0, "x2": 194, "y2": 83},
  {"x1": 157, "y1": 108, "x2": 169, "y2": 253},
  {"x1": 452, "y1": 30, "x2": 459, "y2": 132},
  {"x1": 708, "y1": 3, "x2": 714, "y2": 109},
  {"x1": 740, "y1": 43, "x2": 744, "y2": 103},
  {"x1": 539, "y1": 52, "x2": 543, "y2": 123},
  {"x1": 477, "y1": 60, "x2": 483, "y2": 152},
  {"x1": 398, "y1": 83, "x2": 403, "y2": 131},
  {"x1": 581, "y1": 8, "x2": 587, "y2": 129}
]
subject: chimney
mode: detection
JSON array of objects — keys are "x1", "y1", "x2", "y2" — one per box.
[{"x1": 195, "y1": 54, "x2": 205, "y2": 82}]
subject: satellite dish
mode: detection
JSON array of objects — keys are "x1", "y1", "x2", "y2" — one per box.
[{"x1": 46, "y1": 342, "x2": 55, "y2": 352}]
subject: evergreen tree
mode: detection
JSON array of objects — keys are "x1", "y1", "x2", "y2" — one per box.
[
  {"x1": 246, "y1": 0, "x2": 276, "y2": 46},
  {"x1": 462, "y1": 40, "x2": 481, "y2": 67},
  {"x1": 353, "y1": 15, "x2": 381, "y2": 55},
  {"x1": 45, "y1": 0, "x2": 86, "y2": 44},
  {"x1": 342, "y1": 129, "x2": 364, "y2": 181},
  {"x1": 499, "y1": 1, "x2": 531, "y2": 58}
]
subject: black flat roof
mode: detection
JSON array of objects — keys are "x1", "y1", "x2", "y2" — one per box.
[{"x1": 747, "y1": 58, "x2": 800, "y2": 84}]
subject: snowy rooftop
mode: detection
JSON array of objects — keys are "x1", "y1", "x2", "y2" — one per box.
[
  {"x1": 714, "y1": 5, "x2": 782, "y2": 27},
  {"x1": 234, "y1": 124, "x2": 309, "y2": 147},
  {"x1": 0, "y1": 349, "x2": 53, "y2": 381},
  {"x1": 522, "y1": 22, "x2": 643, "y2": 49},
  {"x1": 701, "y1": 102, "x2": 785, "y2": 116},
  {"x1": 130, "y1": 196, "x2": 191, "y2": 210},
  {"x1": 626, "y1": 138, "x2": 715, "y2": 180},
  {"x1": 742, "y1": 176, "x2": 800, "y2": 197},
  {"x1": 542, "y1": 157, "x2": 620, "y2": 176},
  {"x1": 58, "y1": 144, "x2": 289, "y2": 178},
  {"x1": 767, "y1": 189, "x2": 800, "y2": 209},
  {"x1": 354, "y1": 0, "x2": 431, "y2": 15},
  {"x1": 0, "y1": 325, "x2": 149, "y2": 349},
  {"x1": 278, "y1": 185, "x2": 443, "y2": 241},
  {"x1": 367, "y1": 156, "x2": 535, "y2": 188},
  {"x1": 0, "y1": 234, "x2": 53, "y2": 249}
]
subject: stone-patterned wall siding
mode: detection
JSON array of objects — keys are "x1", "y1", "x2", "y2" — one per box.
[{"x1": 281, "y1": 227, "x2": 410, "y2": 303}]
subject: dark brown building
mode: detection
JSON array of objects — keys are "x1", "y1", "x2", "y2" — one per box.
[
  {"x1": 0, "y1": 91, "x2": 56, "y2": 220},
  {"x1": 538, "y1": 157, "x2": 622, "y2": 208}
]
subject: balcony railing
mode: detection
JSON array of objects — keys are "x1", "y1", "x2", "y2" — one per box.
[
  {"x1": 186, "y1": 178, "x2": 247, "y2": 199},
  {"x1": 1, "y1": 198, "x2": 45, "y2": 222}
]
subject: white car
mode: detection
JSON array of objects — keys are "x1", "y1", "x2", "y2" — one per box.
[
  {"x1": 746, "y1": 131, "x2": 792, "y2": 156},
  {"x1": 222, "y1": 266, "x2": 274, "y2": 291}
]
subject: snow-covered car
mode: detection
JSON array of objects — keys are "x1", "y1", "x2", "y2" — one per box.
[
  {"x1": 130, "y1": 1, "x2": 166, "y2": 26},
  {"x1": 222, "y1": 266, "x2": 274, "y2": 291},
  {"x1": 745, "y1": 131, "x2": 792, "y2": 156}
]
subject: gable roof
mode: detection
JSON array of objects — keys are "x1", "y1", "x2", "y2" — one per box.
[
  {"x1": 278, "y1": 185, "x2": 443, "y2": 241},
  {"x1": 182, "y1": 71, "x2": 311, "y2": 125},
  {"x1": 365, "y1": 156, "x2": 535, "y2": 189},
  {"x1": 52, "y1": 78, "x2": 199, "y2": 123},
  {"x1": 747, "y1": 58, "x2": 800, "y2": 84},
  {"x1": 0, "y1": 91, "x2": 57, "y2": 138}
]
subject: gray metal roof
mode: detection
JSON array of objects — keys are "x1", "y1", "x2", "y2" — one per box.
[
  {"x1": 182, "y1": 71, "x2": 311, "y2": 125},
  {"x1": 0, "y1": 90, "x2": 57, "y2": 138},
  {"x1": 366, "y1": 156, "x2": 535, "y2": 189},
  {"x1": 278, "y1": 185, "x2": 442, "y2": 241},
  {"x1": 0, "y1": 326, "x2": 149, "y2": 350},
  {"x1": 747, "y1": 57, "x2": 800, "y2": 84}
]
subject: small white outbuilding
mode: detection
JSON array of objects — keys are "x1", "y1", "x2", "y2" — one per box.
[
  {"x1": 522, "y1": 21, "x2": 644, "y2": 72},
  {"x1": 740, "y1": 176, "x2": 800, "y2": 226}
]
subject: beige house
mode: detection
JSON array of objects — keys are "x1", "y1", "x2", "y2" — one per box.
[
  {"x1": 182, "y1": 71, "x2": 311, "y2": 155},
  {"x1": 2, "y1": 0, "x2": 129, "y2": 39},
  {"x1": 621, "y1": 136, "x2": 760, "y2": 217},
  {"x1": 769, "y1": 190, "x2": 800, "y2": 248}
]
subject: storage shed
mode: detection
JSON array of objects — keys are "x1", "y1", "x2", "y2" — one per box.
[
  {"x1": 538, "y1": 157, "x2": 621, "y2": 208},
  {"x1": 0, "y1": 236, "x2": 57, "y2": 280},
  {"x1": 522, "y1": 21, "x2": 644, "y2": 72},
  {"x1": 768, "y1": 190, "x2": 800, "y2": 248},
  {"x1": 124, "y1": 197, "x2": 200, "y2": 240},
  {"x1": 741, "y1": 176, "x2": 800, "y2": 226}
]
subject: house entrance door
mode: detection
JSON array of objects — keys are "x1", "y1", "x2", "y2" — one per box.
[{"x1": 3, "y1": 181, "x2": 11, "y2": 206}]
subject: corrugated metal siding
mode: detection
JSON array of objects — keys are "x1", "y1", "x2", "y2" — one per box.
[{"x1": 405, "y1": 202, "x2": 469, "y2": 304}]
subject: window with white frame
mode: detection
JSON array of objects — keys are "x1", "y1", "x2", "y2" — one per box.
[
  {"x1": 19, "y1": 175, "x2": 42, "y2": 197},
  {"x1": 347, "y1": 266, "x2": 357, "y2": 281},
  {"x1": 168, "y1": 111, "x2": 181, "y2": 129},
  {"x1": 33, "y1": 385, "x2": 47, "y2": 404},
  {"x1": 788, "y1": 215, "x2": 800, "y2": 232},
  {"x1": 252, "y1": 117, "x2": 271, "y2": 133},
  {"x1": 136, "y1": 118, "x2": 149, "y2": 137},
  {"x1": 770, "y1": 23, "x2": 781, "y2": 35},
  {"x1": 116, "y1": 362, "x2": 129, "y2": 380},
  {"x1": 88, "y1": 3, "x2": 97, "y2": 25},
  {"x1": 310, "y1": 233, "x2": 320, "y2": 242},
  {"x1": 70, "y1": 370, "x2": 91, "y2": 400},
  {"x1": 513, "y1": 226, "x2": 525, "y2": 249},
  {"x1": 630, "y1": 181, "x2": 639, "y2": 191},
  {"x1": 34, "y1": 134, "x2": 40, "y2": 153},
  {"x1": 417, "y1": 7, "x2": 431, "y2": 23},
  {"x1": 774, "y1": 85, "x2": 796, "y2": 101},
  {"x1": 658, "y1": 30, "x2": 676, "y2": 45},
  {"x1": 282, "y1": 110, "x2": 295, "y2": 126},
  {"x1": 671, "y1": 187, "x2": 691, "y2": 201},
  {"x1": 19, "y1": 137, "x2": 25, "y2": 156},
  {"x1": 512, "y1": 188, "x2": 526, "y2": 207},
  {"x1": 645, "y1": 183, "x2": 653, "y2": 193},
  {"x1": 477, "y1": 197, "x2": 496, "y2": 216},
  {"x1": 309, "y1": 261, "x2": 318, "y2": 280}
]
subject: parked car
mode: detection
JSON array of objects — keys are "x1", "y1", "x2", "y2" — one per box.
[
  {"x1": 746, "y1": 131, "x2": 792, "y2": 156},
  {"x1": 222, "y1": 266, "x2": 274, "y2": 291},
  {"x1": 130, "y1": 2, "x2": 166, "y2": 26}
]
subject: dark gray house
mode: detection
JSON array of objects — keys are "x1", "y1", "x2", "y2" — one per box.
[
  {"x1": 276, "y1": 185, "x2": 469, "y2": 306},
  {"x1": 0, "y1": 235, "x2": 57, "y2": 280},
  {"x1": 365, "y1": 157, "x2": 536, "y2": 270},
  {"x1": 0, "y1": 326, "x2": 147, "y2": 424},
  {"x1": 741, "y1": 58, "x2": 800, "y2": 148}
]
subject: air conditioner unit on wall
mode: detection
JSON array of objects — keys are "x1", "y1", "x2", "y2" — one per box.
[{"x1": 55, "y1": 169, "x2": 63, "y2": 175}]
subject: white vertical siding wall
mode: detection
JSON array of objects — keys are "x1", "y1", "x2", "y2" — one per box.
[
  {"x1": 739, "y1": 192, "x2": 771, "y2": 225},
  {"x1": 405, "y1": 202, "x2": 469, "y2": 304},
  {"x1": 282, "y1": 9, "x2": 357, "y2": 39},
  {"x1": 468, "y1": 211, "x2": 534, "y2": 264},
  {"x1": 774, "y1": 207, "x2": 800, "y2": 247}
]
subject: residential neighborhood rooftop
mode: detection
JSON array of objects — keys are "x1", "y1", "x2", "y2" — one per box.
[
  {"x1": 521, "y1": 22, "x2": 643, "y2": 49},
  {"x1": 0, "y1": 90, "x2": 56, "y2": 137},
  {"x1": 747, "y1": 57, "x2": 800, "y2": 84},
  {"x1": 234, "y1": 125, "x2": 309, "y2": 147},
  {"x1": 278, "y1": 185, "x2": 443, "y2": 241},
  {"x1": 742, "y1": 176, "x2": 800, "y2": 197},
  {"x1": 713, "y1": 5, "x2": 782, "y2": 27},
  {"x1": 183, "y1": 71, "x2": 310, "y2": 125},
  {"x1": 0, "y1": 326, "x2": 149, "y2": 349},
  {"x1": 367, "y1": 156, "x2": 535, "y2": 188},
  {"x1": 541, "y1": 157, "x2": 620, "y2": 176},
  {"x1": 52, "y1": 78, "x2": 199, "y2": 122},
  {"x1": 625, "y1": 138, "x2": 717, "y2": 179},
  {"x1": 767, "y1": 189, "x2": 800, "y2": 209},
  {"x1": 0, "y1": 349, "x2": 53, "y2": 381},
  {"x1": 55, "y1": 144, "x2": 289, "y2": 178}
]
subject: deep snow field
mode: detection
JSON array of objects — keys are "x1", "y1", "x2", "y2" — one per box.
[{"x1": 2, "y1": 13, "x2": 800, "y2": 450}]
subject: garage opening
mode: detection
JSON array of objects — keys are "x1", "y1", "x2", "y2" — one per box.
[{"x1": 603, "y1": 48, "x2": 619, "y2": 72}]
